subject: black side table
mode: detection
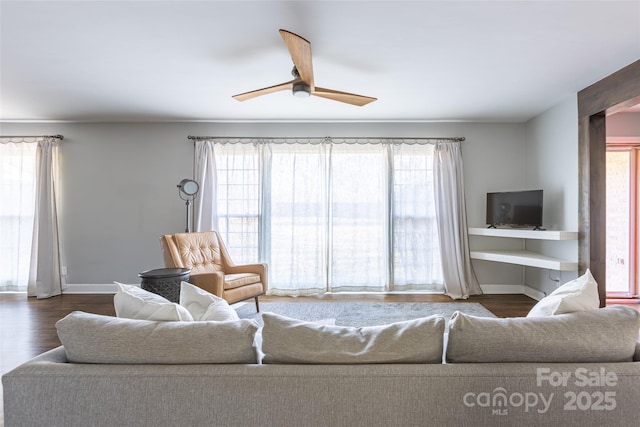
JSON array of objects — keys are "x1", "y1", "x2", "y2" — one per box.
[{"x1": 138, "y1": 268, "x2": 191, "y2": 303}]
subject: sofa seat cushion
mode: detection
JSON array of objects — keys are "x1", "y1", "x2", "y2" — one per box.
[
  {"x1": 261, "y1": 312, "x2": 445, "y2": 364},
  {"x1": 56, "y1": 311, "x2": 259, "y2": 364},
  {"x1": 447, "y1": 305, "x2": 640, "y2": 363},
  {"x1": 224, "y1": 273, "x2": 261, "y2": 290},
  {"x1": 527, "y1": 269, "x2": 600, "y2": 317}
]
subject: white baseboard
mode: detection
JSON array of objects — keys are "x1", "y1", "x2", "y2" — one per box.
[
  {"x1": 479, "y1": 283, "x2": 543, "y2": 301},
  {"x1": 479, "y1": 284, "x2": 525, "y2": 294},
  {"x1": 523, "y1": 285, "x2": 546, "y2": 301}
]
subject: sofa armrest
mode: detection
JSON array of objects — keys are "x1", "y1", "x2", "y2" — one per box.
[
  {"x1": 188, "y1": 272, "x2": 225, "y2": 297},
  {"x1": 634, "y1": 342, "x2": 640, "y2": 362}
]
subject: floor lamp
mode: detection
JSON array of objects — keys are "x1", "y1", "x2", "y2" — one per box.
[{"x1": 177, "y1": 179, "x2": 199, "y2": 232}]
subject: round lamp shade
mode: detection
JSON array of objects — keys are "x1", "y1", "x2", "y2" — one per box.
[{"x1": 178, "y1": 179, "x2": 199, "y2": 196}]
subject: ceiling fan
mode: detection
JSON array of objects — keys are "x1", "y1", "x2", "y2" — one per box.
[{"x1": 232, "y1": 29, "x2": 377, "y2": 106}]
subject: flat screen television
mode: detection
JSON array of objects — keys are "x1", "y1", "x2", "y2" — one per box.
[{"x1": 486, "y1": 190, "x2": 543, "y2": 229}]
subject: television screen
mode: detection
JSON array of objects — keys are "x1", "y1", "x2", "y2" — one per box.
[{"x1": 486, "y1": 190, "x2": 543, "y2": 229}]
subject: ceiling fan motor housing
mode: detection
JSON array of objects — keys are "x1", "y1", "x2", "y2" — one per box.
[{"x1": 292, "y1": 81, "x2": 311, "y2": 97}]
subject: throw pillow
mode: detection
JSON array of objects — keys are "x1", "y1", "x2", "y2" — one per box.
[
  {"x1": 179, "y1": 281, "x2": 239, "y2": 321},
  {"x1": 527, "y1": 269, "x2": 600, "y2": 317},
  {"x1": 56, "y1": 311, "x2": 259, "y2": 364},
  {"x1": 261, "y1": 312, "x2": 445, "y2": 364},
  {"x1": 446, "y1": 305, "x2": 640, "y2": 363},
  {"x1": 113, "y1": 282, "x2": 193, "y2": 321}
]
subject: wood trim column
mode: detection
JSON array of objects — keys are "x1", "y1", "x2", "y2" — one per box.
[{"x1": 578, "y1": 113, "x2": 606, "y2": 306}]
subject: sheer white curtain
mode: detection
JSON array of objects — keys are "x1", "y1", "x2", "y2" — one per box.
[
  {"x1": 194, "y1": 139, "x2": 458, "y2": 296},
  {"x1": 268, "y1": 143, "x2": 328, "y2": 294},
  {"x1": 392, "y1": 143, "x2": 444, "y2": 291},
  {"x1": 433, "y1": 142, "x2": 482, "y2": 299},
  {"x1": 0, "y1": 136, "x2": 64, "y2": 298},
  {"x1": 193, "y1": 140, "x2": 218, "y2": 232},
  {"x1": 0, "y1": 141, "x2": 37, "y2": 291},
  {"x1": 328, "y1": 143, "x2": 389, "y2": 292}
]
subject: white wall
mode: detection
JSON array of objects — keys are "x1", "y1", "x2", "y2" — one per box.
[
  {"x1": 522, "y1": 95, "x2": 579, "y2": 296},
  {"x1": 464, "y1": 97, "x2": 582, "y2": 295},
  {"x1": 1, "y1": 121, "x2": 528, "y2": 292},
  {"x1": 607, "y1": 112, "x2": 640, "y2": 137},
  {"x1": 462, "y1": 123, "x2": 529, "y2": 290}
]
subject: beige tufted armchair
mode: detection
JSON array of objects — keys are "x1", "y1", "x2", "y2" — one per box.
[{"x1": 160, "y1": 231, "x2": 267, "y2": 312}]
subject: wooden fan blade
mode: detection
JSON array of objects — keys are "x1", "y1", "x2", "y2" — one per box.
[
  {"x1": 312, "y1": 87, "x2": 377, "y2": 106},
  {"x1": 232, "y1": 80, "x2": 294, "y2": 101},
  {"x1": 279, "y1": 29, "x2": 314, "y2": 89}
]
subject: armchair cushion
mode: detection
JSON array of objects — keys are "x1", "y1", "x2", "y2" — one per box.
[
  {"x1": 224, "y1": 273, "x2": 262, "y2": 290},
  {"x1": 171, "y1": 232, "x2": 224, "y2": 274}
]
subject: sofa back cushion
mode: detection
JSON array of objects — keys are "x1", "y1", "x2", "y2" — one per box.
[
  {"x1": 261, "y1": 312, "x2": 445, "y2": 364},
  {"x1": 56, "y1": 311, "x2": 258, "y2": 364},
  {"x1": 446, "y1": 305, "x2": 640, "y2": 363}
]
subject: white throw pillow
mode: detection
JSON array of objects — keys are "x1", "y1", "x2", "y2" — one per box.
[
  {"x1": 179, "y1": 281, "x2": 239, "y2": 321},
  {"x1": 113, "y1": 282, "x2": 194, "y2": 321},
  {"x1": 526, "y1": 269, "x2": 600, "y2": 317}
]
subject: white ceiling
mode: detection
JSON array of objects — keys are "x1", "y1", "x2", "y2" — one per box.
[{"x1": 1, "y1": 0, "x2": 639, "y2": 123}]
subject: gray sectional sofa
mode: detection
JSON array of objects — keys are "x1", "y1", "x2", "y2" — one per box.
[{"x1": 4, "y1": 306, "x2": 640, "y2": 427}]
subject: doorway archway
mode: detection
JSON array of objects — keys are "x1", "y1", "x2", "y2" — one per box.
[{"x1": 578, "y1": 59, "x2": 640, "y2": 306}]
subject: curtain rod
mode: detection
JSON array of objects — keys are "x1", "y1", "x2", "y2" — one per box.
[
  {"x1": 187, "y1": 135, "x2": 465, "y2": 142},
  {"x1": 0, "y1": 134, "x2": 64, "y2": 140}
]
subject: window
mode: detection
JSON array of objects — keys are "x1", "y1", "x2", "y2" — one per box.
[
  {"x1": 213, "y1": 141, "x2": 443, "y2": 295},
  {"x1": 264, "y1": 144, "x2": 328, "y2": 293},
  {"x1": 328, "y1": 144, "x2": 388, "y2": 291},
  {"x1": 392, "y1": 144, "x2": 443, "y2": 290},
  {"x1": 0, "y1": 142, "x2": 37, "y2": 290},
  {"x1": 215, "y1": 143, "x2": 261, "y2": 263}
]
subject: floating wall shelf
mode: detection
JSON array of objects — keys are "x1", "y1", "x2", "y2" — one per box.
[{"x1": 468, "y1": 227, "x2": 578, "y2": 271}]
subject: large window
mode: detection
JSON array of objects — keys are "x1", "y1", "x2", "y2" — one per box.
[
  {"x1": 215, "y1": 143, "x2": 261, "y2": 263},
  {"x1": 392, "y1": 144, "x2": 442, "y2": 289},
  {"x1": 0, "y1": 142, "x2": 37, "y2": 291},
  {"x1": 213, "y1": 141, "x2": 443, "y2": 295},
  {"x1": 269, "y1": 143, "x2": 329, "y2": 293}
]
